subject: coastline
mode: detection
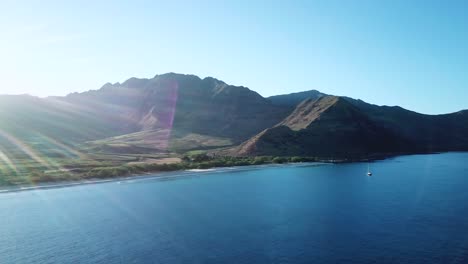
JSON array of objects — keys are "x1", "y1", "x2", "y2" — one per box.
[
  {"x1": 1, "y1": 151, "x2": 459, "y2": 194},
  {"x1": 0, "y1": 162, "x2": 328, "y2": 194}
]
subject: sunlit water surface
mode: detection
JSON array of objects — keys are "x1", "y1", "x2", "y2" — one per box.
[{"x1": 1, "y1": 153, "x2": 468, "y2": 263}]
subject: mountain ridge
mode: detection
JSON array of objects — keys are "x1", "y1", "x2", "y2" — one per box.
[
  {"x1": 1, "y1": 73, "x2": 467, "y2": 159},
  {"x1": 229, "y1": 95, "x2": 415, "y2": 157},
  {"x1": 1, "y1": 72, "x2": 468, "y2": 186}
]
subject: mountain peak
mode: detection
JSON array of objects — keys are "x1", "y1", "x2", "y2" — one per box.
[
  {"x1": 154, "y1": 72, "x2": 202, "y2": 82},
  {"x1": 268, "y1": 89, "x2": 327, "y2": 107},
  {"x1": 100, "y1": 82, "x2": 116, "y2": 89}
]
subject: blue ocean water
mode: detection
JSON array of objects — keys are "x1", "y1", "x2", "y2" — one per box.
[{"x1": 1, "y1": 153, "x2": 468, "y2": 263}]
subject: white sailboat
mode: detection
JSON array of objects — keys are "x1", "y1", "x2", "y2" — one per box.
[{"x1": 367, "y1": 164, "x2": 372, "y2": 176}]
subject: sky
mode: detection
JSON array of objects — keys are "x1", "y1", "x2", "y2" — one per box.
[{"x1": 0, "y1": 0, "x2": 467, "y2": 114}]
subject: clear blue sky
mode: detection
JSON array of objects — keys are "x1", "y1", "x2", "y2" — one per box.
[{"x1": 1, "y1": 0, "x2": 467, "y2": 114}]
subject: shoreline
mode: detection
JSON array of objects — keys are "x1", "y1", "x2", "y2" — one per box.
[
  {"x1": 0, "y1": 162, "x2": 328, "y2": 194},
  {"x1": 1, "y1": 151, "x2": 462, "y2": 194}
]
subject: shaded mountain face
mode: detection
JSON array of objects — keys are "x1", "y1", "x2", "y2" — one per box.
[
  {"x1": 1, "y1": 76, "x2": 467, "y2": 160},
  {"x1": 347, "y1": 104, "x2": 468, "y2": 152},
  {"x1": 0, "y1": 73, "x2": 291, "y2": 157},
  {"x1": 64, "y1": 73, "x2": 290, "y2": 141},
  {"x1": 265, "y1": 91, "x2": 468, "y2": 154},
  {"x1": 0, "y1": 95, "x2": 129, "y2": 143},
  {"x1": 0, "y1": 94, "x2": 135, "y2": 161},
  {"x1": 233, "y1": 96, "x2": 412, "y2": 157}
]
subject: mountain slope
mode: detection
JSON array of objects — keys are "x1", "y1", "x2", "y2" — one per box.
[
  {"x1": 64, "y1": 73, "x2": 290, "y2": 141},
  {"x1": 2, "y1": 74, "x2": 467, "y2": 185},
  {"x1": 267, "y1": 90, "x2": 468, "y2": 153},
  {"x1": 1, "y1": 76, "x2": 467, "y2": 162},
  {"x1": 277, "y1": 96, "x2": 341, "y2": 130},
  {"x1": 232, "y1": 96, "x2": 415, "y2": 157},
  {"x1": 0, "y1": 73, "x2": 292, "y2": 160},
  {"x1": 0, "y1": 94, "x2": 132, "y2": 162},
  {"x1": 85, "y1": 129, "x2": 233, "y2": 154}
]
